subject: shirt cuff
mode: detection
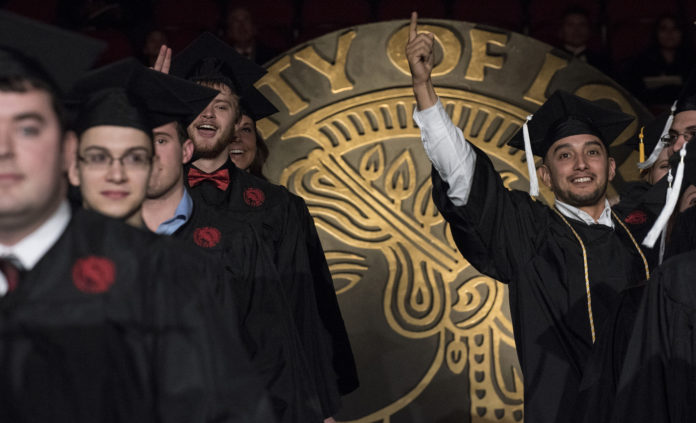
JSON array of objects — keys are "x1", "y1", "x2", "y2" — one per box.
[{"x1": 413, "y1": 99, "x2": 476, "y2": 206}]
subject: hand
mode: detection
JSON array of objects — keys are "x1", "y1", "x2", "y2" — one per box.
[
  {"x1": 151, "y1": 44, "x2": 172, "y2": 74},
  {"x1": 405, "y1": 12, "x2": 437, "y2": 110},
  {"x1": 405, "y1": 11, "x2": 434, "y2": 85}
]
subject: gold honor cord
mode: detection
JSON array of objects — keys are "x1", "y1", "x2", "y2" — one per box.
[{"x1": 552, "y1": 209, "x2": 650, "y2": 343}]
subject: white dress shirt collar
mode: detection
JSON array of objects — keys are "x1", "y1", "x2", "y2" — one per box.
[
  {"x1": 0, "y1": 200, "x2": 72, "y2": 270},
  {"x1": 555, "y1": 198, "x2": 614, "y2": 228}
]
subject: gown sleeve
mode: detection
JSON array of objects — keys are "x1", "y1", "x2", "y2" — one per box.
[
  {"x1": 291, "y1": 193, "x2": 359, "y2": 396},
  {"x1": 430, "y1": 144, "x2": 549, "y2": 284}
]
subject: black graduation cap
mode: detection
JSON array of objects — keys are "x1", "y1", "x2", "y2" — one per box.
[
  {"x1": 141, "y1": 68, "x2": 219, "y2": 128},
  {"x1": 676, "y1": 67, "x2": 696, "y2": 114},
  {"x1": 170, "y1": 32, "x2": 278, "y2": 120},
  {"x1": 508, "y1": 90, "x2": 635, "y2": 158},
  {"x1": 508, "y1": 90, "x2": 634, "y2": 196},
  {"x1": 71, "y1": 58, "x2": 196, "y2": 136},
  {"x1": 0, "y1": 11, "x2": 105, "y2": 94}
]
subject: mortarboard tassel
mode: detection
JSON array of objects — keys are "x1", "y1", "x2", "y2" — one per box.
[
  {"x1": 637, "y1": 100, "x2": 677, "y2": 170},
  {"x1": 642, "y1": 143, "x2": 687, "y2": 249},
  {"x1": 523, "y1": 114, "x2": 539, "y2": 197},
  {"x1": 638, "y1": 126, "x2": 645, "y2": 163}
]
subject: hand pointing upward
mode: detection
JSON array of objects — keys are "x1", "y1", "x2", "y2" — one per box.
[{"x1": 405, "y1": 12, "x2": 438, "y2": 110}]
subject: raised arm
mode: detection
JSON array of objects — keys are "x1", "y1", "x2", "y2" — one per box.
[
  {"x1": 406, "y1": 12, "x2": 437, "y2": 111},
  {"x1": 406, "y1": 11, "x2": 475, "y2": 206}
]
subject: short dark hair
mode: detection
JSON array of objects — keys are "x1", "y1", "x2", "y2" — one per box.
[
  {"x1": 562, "y1": 5, "x2": 590, "y2": 21},
  {"x1": 0, "y1": 76, "x2": 67, "y2": 133}
]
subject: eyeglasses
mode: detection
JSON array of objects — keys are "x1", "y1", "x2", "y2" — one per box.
[
  {"x1": 660, "y1": 130, "x2": 696, "y2": 147},
  {"x1": 78, "y1": 148, "x2": 152, "y2": 171}
]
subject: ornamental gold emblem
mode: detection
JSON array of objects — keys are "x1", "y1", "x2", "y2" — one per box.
[{"x1": 257, "y1": 20, "x2": 650, "y2": 423}]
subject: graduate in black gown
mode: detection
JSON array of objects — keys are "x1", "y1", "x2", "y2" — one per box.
[
  {"x1": 165, "y1": 32, "x2": 343, "y2": 419},
  {"x1": 0, "y1": 17, "x2": 274, "y2": 421},
  {"x1": 406, "y1": 13, "x2": 652, "y2": 422},
  {"x1": 140, "y1": 116, "x2": 323, "y2": 422},
  {"x1": 229, "y1": 109, "x2": 359, "y2": 397},
  {"x1": 573, "y1": 140, "x2": 696, "y2": 423}
]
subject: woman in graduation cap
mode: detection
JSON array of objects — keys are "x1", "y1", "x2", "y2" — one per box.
[{"x1": 407, "y1": 12, "x2": 652, "y2": 423}]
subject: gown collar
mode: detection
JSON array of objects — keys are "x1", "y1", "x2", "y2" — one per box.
[
  {"x1": 555, "y1": 198, "x2": 614, "y2": 229},
  {"x1": 0, "y1": 200, "x2": 71, "y2": 270}
]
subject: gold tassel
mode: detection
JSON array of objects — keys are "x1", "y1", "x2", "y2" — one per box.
[{"x1": 638, "y1": 126, "x2": 645, "y2": 163}]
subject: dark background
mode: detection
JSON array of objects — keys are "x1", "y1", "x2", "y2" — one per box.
[{"x1": 3, "y1": 0, "x2": 694, "y2": 116}]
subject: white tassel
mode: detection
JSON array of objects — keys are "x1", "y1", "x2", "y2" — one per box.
[
  {"x1": 637, "y1": 100, "x2": 677, "y2": 170},
  {"x1": 643, "y1": 145, "x2": 687, "y2": 248},
  {"x1": 523, "y1": 114, "x2": 539, "y2": 197}
]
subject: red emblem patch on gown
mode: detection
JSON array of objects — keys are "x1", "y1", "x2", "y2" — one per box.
[
  {"x1": 72, "y1": 256, "x2": 116, "y2": 293},
  {"x1": 193, "y1": 227, "x2": 222, "y2": 248},
  {"x1": 244, "y1": 187, "x2": 265, "y2": 207},
  {"x1": 624, "y1": 210, "x2": 648, "y2": 225}
]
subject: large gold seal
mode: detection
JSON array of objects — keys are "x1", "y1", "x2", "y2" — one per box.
[{"x1": 257, "y1": 20, "x2": 650, "y2": 423}]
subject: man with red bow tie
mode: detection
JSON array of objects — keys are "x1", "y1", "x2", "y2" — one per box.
[{"x1": 152, "y1": 32, "x2": 359, "y2": 422}]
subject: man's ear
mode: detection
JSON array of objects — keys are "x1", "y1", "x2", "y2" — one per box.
[
  {"x1": 63, "y1": 131, "x2": 80, "y2": 186},
  {"x1": 538, "y1": 164, "x2": 553, "y2": 190},
  {"x1": 607, "y1": 157, "x2": 616, "y2": 182},
  {"x1": 181, "y1": 139, "x2": 194, "y2": 164}
]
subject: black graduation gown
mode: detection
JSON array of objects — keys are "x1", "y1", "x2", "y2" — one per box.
[
  {"x1": 580, "y1": 251, "x2": 696, "y2": 422},
  {"x1": 613, "y1": 177, "x2": 668, "y2": 268},
  {"x1": 289, "y1": 193, "x2": 359, "y2": 395},
  {"x1": 172, "y1": 199, "x2": 323, "y2": 423},
  {"x1": 185, "y1": 159, "x2": 345, "y2": 415},
  {"x1": 431, "y1": 146, "x2": 649, "y2": 423},
  {"x1": 571, "y1": 283, "x2": 647, "y2": 423},
  {"x1": 573, "y1": 205, "x2": 696, "y2": 423},
  {"x1": 0, "y1": 208, "x2": 273, "y2": 423}
]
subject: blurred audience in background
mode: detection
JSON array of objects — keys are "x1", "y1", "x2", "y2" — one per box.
[
  {"x1": 556, "y1": 5, "x2": 612, "y2": 75},
  {"x1": 0, "y1": 0, "x2": 693, "y2": 116},
  {"x1": 221, "y1": 5, "x2": 279, "y2": 65},
  {"x1": 619, "y1": 14, "x2": 693, "y2": 114}
]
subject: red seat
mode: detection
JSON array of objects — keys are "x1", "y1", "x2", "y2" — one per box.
[
  {"x1": 376, "y1": 0, "x2": 446, "y2": 21},
  {"x1": 297, "y1": 0, "x2": 372, "y2": 42},
  {"x1": 153, "y1": 0, "x2": 220, "y2": 31},
  {"x1": 82, "y1": 28, "x2": 134, "y2": 66},
  {"x1": 607, "y1": 21, "x2": 654, "y2": 64},
  {"x1": 2, "y1": 0, "x2": 59, "y2": 23},
  {"x1": 452, "y1": 0, "x2": 523, "y2": 32}
]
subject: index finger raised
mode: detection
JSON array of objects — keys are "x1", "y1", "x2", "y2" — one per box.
[{"x1": 409, "y1": 11, "x2": 418, "y2": 41}]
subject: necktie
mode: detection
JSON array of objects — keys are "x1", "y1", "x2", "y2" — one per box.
[
  {"x1": 0, "y1": 256, "x2": 21, "y2": 296},
  {"x1": 187, "y1": 168, "x2": 230, "y2": 191}
]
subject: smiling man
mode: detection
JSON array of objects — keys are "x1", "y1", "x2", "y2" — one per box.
[
  {"x1": 407, "y1": 12, "x2": 652, "y2": 423},
  {"x1": 67, "y1": 59, "x2": 198, "y2": 227},
  {"x1": 169, "y1": 32, "x2": 351, "y2": 422}
]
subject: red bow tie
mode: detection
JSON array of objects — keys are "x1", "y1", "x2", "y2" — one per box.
[{"x1": 187, "y1": 168, "x2": 230, "y2": 191}]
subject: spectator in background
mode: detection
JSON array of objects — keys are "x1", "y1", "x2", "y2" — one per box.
[
  {"x1": 142, "y1": 29, "x2": 168, "y2": 67},
  {"x1": 558, "y1": 6, "x2": 612, "y2": 75},
  {"x1": 621, "y1": 15, "x2": 693, "y2": 114},
  {"x1": 222, "y1": 5, "x2": 278, "y2": 65}
]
